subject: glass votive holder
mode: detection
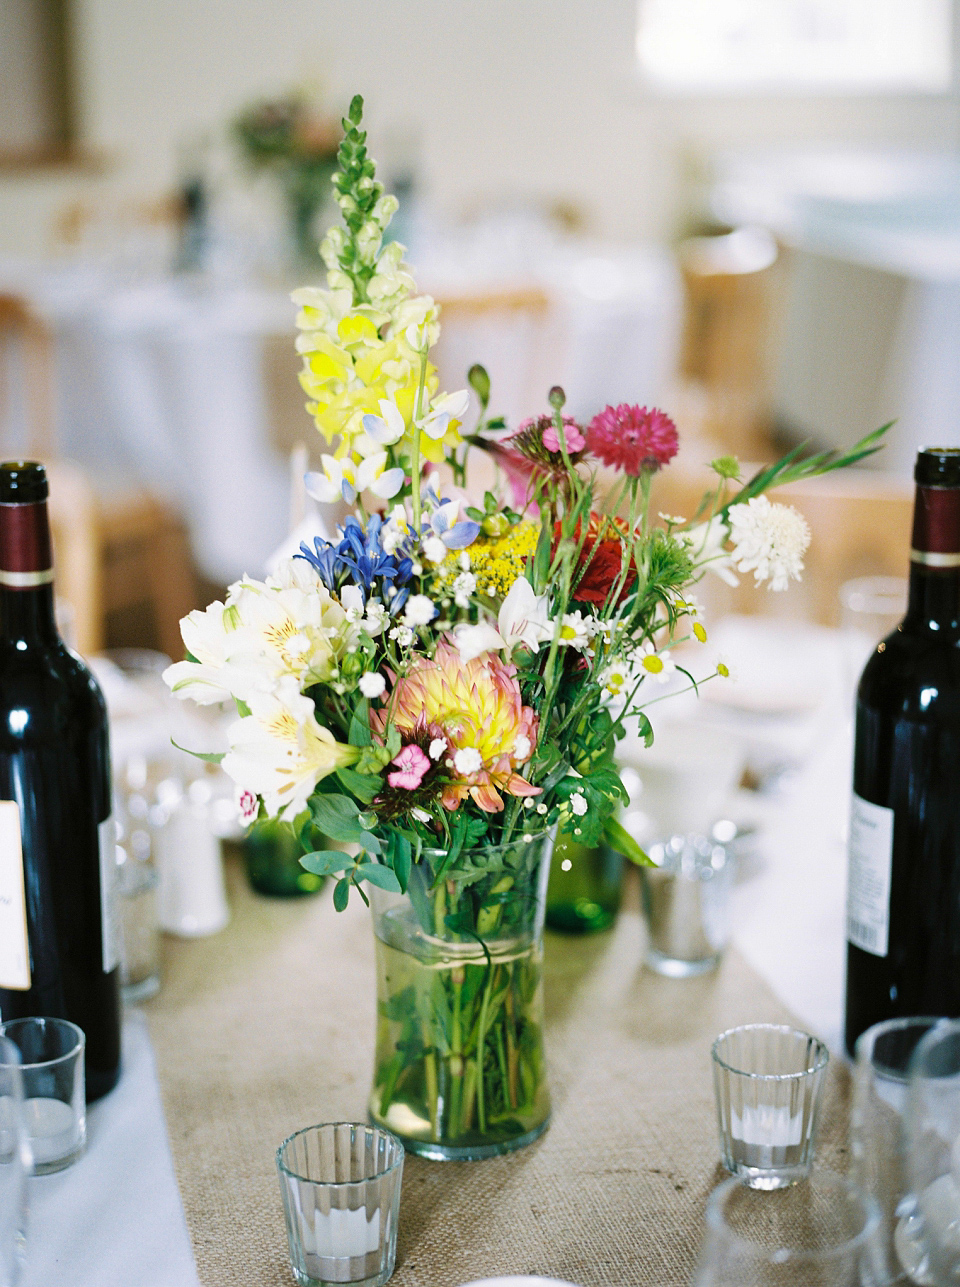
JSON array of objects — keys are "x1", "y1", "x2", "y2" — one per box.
[
  {"x1": 119, "y1": 858, "x2": 161, "y2": 1003},
  {"x1": 276, "y1": 1123, "x2": 404, "y2": 1287},
  {"x1": 693, "y1": 1168, "x2": 885, "y2": 1286},
  {"x1": 640, "y1": 834, "x2": 733, "y2": 976},
  {"x1": 712, "y1": 1024, "x2": 829, "y2": 1190},
  {"x1": 0, "y1": 1018, "x2": 85, "y2": 1175}
]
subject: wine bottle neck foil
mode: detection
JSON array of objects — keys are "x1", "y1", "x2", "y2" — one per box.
[{"x1": 0, "y1": 499, "x2": 54, "y2": 588}]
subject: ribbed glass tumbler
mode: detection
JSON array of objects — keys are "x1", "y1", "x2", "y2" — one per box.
[
  {"x1": 276, "y1": 1123, "x2": 404, "y2": 1287},
  {"x1": 712, "y1": 1024, "x2": 829, "y2": 1190}
]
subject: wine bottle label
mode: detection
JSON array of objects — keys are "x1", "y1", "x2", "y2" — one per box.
[
  {"x1": 99, "y1": 816, "x2": 120, "y2": 975},
  {"x1": 847, "y1": 793, "x2": 894, "y2": 957},
  {"x1": 0, "y1": 801, "x2": 31, "y2": 990}
]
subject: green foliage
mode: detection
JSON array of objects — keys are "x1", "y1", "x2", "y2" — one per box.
[
  {"x1": 332, "y1": 95, "x2": 385, "y2": 304},
  {"x1": 711, "y1": 455, "x2": 741, "y2": 480}
]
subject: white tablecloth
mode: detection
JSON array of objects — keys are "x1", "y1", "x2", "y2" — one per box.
[{"x1": 20, "y1": 1013, "x2": 199, "y2": 1287}]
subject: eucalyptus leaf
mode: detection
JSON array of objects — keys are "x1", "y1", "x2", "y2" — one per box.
[
  {"x1": 356, "y1": 862, "x2": 402, "y2": 893},
  {"x1": 310, "y1": 795, "x2": 363, "y2": 842},
  {"x1": 348, "y1": 698, "x2": 373, "y2": 748},
  {"x1": 300, "y1": 850, "x2": 355, "y2": 876},
  {"x1": 335, "y1": 766, "x2": 380, "y2": 803}
]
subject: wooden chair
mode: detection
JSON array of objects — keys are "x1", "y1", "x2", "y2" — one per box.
[
  {"x1": 676, "y1": 227, "x2": 785, "y2": 461},
  {"x1": 0, "y1": 293, "x2": 197, "y2": 657}
]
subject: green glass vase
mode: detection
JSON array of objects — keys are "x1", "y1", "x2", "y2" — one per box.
[
  {"x1": 368, "y1": 834, "x2": 552, "y2": 1160},
  {"x1": 241, "y1": 819, "x2": 324, "y2": 898},
  {"x1": 546, "y1": 830, "x2": 624, "y2": 934}
]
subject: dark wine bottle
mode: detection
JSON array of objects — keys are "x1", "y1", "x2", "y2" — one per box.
[
  {"x1": 844, "y1": 447, "x2": 960, "y2": 1056},
  {"x1": 0, "y1": 461, "x2": 121, "y2": 1100}
]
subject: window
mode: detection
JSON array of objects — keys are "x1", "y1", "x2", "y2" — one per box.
[{"x1": 636, "y1": 0, "x2": 954, "y2": 94}]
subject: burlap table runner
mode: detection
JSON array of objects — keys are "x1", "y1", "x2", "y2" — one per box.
[{"x1": 144, "y1": 858, "x2": 849, "y2": 1287}]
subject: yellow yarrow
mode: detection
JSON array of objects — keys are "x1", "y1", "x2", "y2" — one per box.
[{"x1": 438, "y1": 522, "x2": 540, "y2": 599}]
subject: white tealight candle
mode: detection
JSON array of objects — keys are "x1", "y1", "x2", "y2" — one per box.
[
  {"x1": 303, "y1": 1206, "x2": 381, "y2": 1260},
  {"x1": 731, "y1": 1104, "x2": 803, "y2": 1148},
  {"x1": 23, "y1": 1096, "x2": 79, "y2": 1165}
]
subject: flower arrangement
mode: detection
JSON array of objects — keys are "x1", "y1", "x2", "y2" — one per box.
[{"x1": 165, "y1": 95, "x2": 887, "y2": 1156}]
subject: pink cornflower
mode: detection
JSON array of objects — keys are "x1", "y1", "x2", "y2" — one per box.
[
  {"x1": 386, "y1": 744, "x2": 431, "y2": 791},
  {"x1": 586, "y1": 404, "x2": 678, "y2": 476}
]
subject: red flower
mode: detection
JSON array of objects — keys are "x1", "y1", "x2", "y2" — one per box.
[
  {"x1": 586, "y1": 404, "x2": 678, "y2": 476},
  {"x1": 555, "y1": 514, "x2": 636, "y2": 607}
]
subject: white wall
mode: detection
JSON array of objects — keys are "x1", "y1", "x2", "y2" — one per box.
[{"x1": 1, "y1": 0, "x2": 959, "y2": 255}]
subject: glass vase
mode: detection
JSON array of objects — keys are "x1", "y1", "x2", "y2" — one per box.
[
  {"x1": 368, "y1": 833, "x2": 552, "y2": 1161},
  {"x1": 546, "y1": 829, "x2": 624, "y2": 934},
  {"x1": 241, "y1": 819, "x2": 324, "y2": 898}
]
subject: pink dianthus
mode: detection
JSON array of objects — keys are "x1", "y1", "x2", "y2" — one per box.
[
  {"x1": 387, "y1": 744, "x2": 431, "y2": 791},
  {"x1": 585, "y1": 404, "x2": 678, "y2": 476}
]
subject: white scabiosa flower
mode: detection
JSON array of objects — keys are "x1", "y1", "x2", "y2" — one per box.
[
  {"x1": 513, "y1": 734, "x2": 532, "y2": 761},
  {"x1": 403, "y1": 594, "x2": 437, "y2": 627},
  {"x1": 358, "y1": 672, "x2": 386, "y2": 699},
  {"x1": 727, "y1": 496, "x2": 811, "y2": 592},
  {"x1": 570, "y1": 792, "x2": 588, "y2": 817}
]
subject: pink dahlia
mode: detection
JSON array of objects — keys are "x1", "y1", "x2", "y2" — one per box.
[
  {"x1": 586, "y1": 404, "x2": 678, "y2": 476},
  {"x1": 372, "y1": 641, "x2": 540, "y2": 813}
]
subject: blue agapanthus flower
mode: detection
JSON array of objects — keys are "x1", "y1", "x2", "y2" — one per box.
[{"x1": 296, "y1": 515, "x2": 413, "y2": 609}]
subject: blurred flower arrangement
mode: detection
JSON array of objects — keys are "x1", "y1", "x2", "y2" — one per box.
[
  {"x1": 166, "y1": 95, "x2": 887, "y2": 1156},
  {"x1": 233, "y1": 92, "x2": 342, "y2": 267}
]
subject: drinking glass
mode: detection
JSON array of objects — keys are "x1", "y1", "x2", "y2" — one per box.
[
  {"x1": 712, "y1": 1024, "x2": 829, "y2": 1189},
  {"x1": 276, "y1": 1123, "x2": 404, "y2": 1287},
  {"x1": 839, "y1": 576, "x2": 908, "y2": 699},
  {"x1": 641, "y1": 834, "x2": 733, "y2": 976},
  {"x1": 0, "y1": 1037, "x2": 30, "y2": 1287},
  {"x1": 903, "y1": 1019, "x2": 960, "y2": 1286},
  {"x1": 851, "y1": 1017, "x2": 944, "y2": 1284},
  {"x1": 0, "y1": 1018, "x2": 85, "y2": 1175},
  {"x1": 693, "y1": 1169, "x2": 885, "y2": 1286}
]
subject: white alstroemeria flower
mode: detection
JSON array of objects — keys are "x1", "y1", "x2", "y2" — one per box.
[
  {"x1": 727, "y1": 496, "x2": 811, "y2": 592},
  {"x1": 339, "y1": 584, "x2": 365, "y2": 624},
  {"x1": 305, "y1": 453, "x2": 404, "y2": 505},
  {"x1": 558, "y1": 611, "x2": 591, "y2": 651},
  {"x1": 637, "y1": 641, "x2": 676, "y2": 685},
  {"x1": 453, "y1": 576, "x2": 552, "y2": 663},
  {"x1": 162, "y1": 601, "x2": 264, "y2": 705},
  {"x1": 682, "y1": 517, "x2": 739, "y2": 587},
  {"x1": 222, "y1": 680, "x2": 359, "y2": 820},
  {"x1": 420, "y1": 389, "x2": 470, "y2": 441},
  {"x1": 163, "y1": 574, "x2": 347, "y2": 705},
  {"x1": 361, "y1": 399, "x2": 406, "y2": 448}
]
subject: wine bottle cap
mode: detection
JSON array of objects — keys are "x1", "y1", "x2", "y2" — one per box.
[
  {"x1": 0, "y1": 461, "x2": 48, "y2": 503},
  {"x1": 915, "y1": 449, "x2": 960, "y2": 488}
]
